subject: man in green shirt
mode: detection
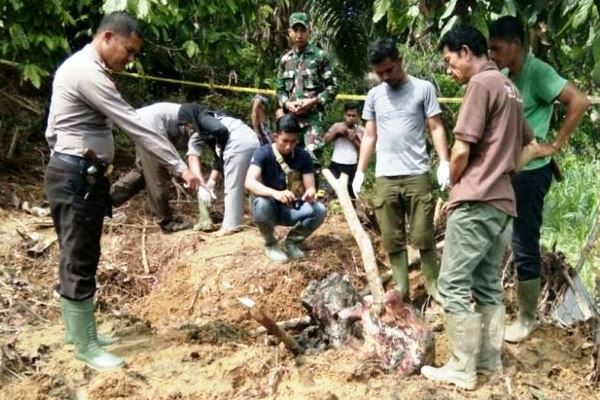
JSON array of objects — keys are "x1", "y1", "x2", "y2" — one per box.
[{"x1": 489, "y1": 16, "x2": 590, "y2": 343}]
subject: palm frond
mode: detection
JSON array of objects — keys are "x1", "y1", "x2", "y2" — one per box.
[{"x1": 309, "y1": 0, "x2": 373, "y2": 75}]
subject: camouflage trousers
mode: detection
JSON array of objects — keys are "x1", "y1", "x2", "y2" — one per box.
[{"x1": 298, "y1": 111, "x2": 325, "y2": 150}]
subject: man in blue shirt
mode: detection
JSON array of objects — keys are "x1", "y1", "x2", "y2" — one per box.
[{"x1": 245, "y1": 114, "x2": 327, "y2": 262}]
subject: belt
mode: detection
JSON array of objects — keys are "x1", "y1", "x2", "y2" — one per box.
[
  {"x1": 53, "y1": 152, "x2": 88, "y2": 167},
  {"x1": 52, "y1": 152, "x2": 113, "y2": 176}
]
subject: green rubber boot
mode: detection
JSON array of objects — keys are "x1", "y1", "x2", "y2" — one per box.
[
  {"x1": 504, "y1": 278, "x2": 540, "y2": 343},
  {"x1": 60, "y1": 297, "x2": 124, "y2": 371},
  {"x1": 193, "y1": 201, "x2": 213, "y2": 231},
  {"x1": 61, "y1": 299, "x2": 118, "y2": 346},
  {"x1": 389, "y1": 251, "x2": 409, "y2": 300},
  {"x1": 421, "y1": 312, "x2": 482, "y2": 390},
  {"x1": 420, "y1": 248, "x2": 443, "y2": 304},
  {"x1": 475, "y1": 304, "x2": 505, "y2": 375},
  {"x1": 64, "y1": 318, "x2": 118, "y2": 346}
]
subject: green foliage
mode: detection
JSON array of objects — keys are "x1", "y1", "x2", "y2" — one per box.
[
  {"x1": 542, "y1": 154, "x2": 600, "y2": 287},
  {"x1": 309, "y1": 0, "x2": 374, "y2": 75},
  {"x1": 0, "y1": 0, "x2": 94, "y2": 88}
]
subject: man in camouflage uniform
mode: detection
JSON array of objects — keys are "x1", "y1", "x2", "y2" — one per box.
[{"x1": 276, "y1": 12, "x2": 338, "y2": 159}]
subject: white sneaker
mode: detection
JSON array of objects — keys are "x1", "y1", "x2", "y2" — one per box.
[{"x1": 265, "y1": 246, "x2": 289, "y2": 262}]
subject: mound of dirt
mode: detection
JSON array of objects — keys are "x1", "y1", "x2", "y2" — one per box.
[{"x1": 0, "y1": 201, "x2": 597, "y2": 399}]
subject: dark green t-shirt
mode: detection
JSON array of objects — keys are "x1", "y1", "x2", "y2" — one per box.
[{"x1": 513, "y1": 54, "x2": 567, "y2": 170}]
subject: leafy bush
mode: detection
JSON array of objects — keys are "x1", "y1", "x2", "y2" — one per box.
[{"x1": 542, "y1": 153, "x2": 600, "y2": 288}]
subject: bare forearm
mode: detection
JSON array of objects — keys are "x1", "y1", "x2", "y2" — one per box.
[
  {"x1": 350, "y1": 136, "x2": 361, "y2": 149},
  {"x1": 357, "y1": 134, "x2": 376, "y2": 172},
  {"x1": 427, "y1": 115, "x2": 449, "y2": 162},
  {"x1": 431, "y1": 127, "x2": 449, "y2": 162},
  {"x1": 553, "y1": 97, "x2": 591, "y2": 149},
  {"x1": 323, "y1": 130, "x2": 337, "y2": 145},
  {"x1": 302, "y1": 174, "x2": 316, "y2": 191},
  {"x1": 449, "y1": 141, "x2": 470, "y2": 184},
  {"x1": 245, "y1": 177, "x2": 276, "y2": 198},
  {"x1": 187, "y1": 155, "x2": 205, "y2": 184},
  {"x1": 518, "y1": 141, "x2": 540, "y2": 170}
]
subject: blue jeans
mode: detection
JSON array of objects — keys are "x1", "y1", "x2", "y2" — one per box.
[
  {"x1": 511, "y1": 164, "x2": 553, "y2": 281},
  {"x1": 252, "y1": 197, "x2": 326, "y2": 246}
]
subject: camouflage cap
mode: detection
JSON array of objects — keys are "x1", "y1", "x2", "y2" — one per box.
[{"x1": 289, "y1": 12, "x2": 309, "y2": 28}]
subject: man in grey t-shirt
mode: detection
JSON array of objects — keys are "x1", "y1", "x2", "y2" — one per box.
[{"x1": 352, "y1": 39, "x2": 450, "y2": 303}]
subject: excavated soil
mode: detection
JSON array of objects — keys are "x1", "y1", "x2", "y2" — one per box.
[{"x1": 0, "y1": 169, "x2": 597, "y2": 400}]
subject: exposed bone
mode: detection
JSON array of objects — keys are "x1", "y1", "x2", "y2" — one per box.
[
  {"x1": 141, "y1": 220, "x2": 150, "y2": 275},
  {"x1": 251, "y1": 316, "x2": 312, "y2": 337}
]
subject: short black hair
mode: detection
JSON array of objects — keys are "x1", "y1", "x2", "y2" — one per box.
[
  {"x1": 368, "y1": 38, "x2": 400, "y2": 64},
  {"x1": 489, "y1": 16, "x2": 525, "y2": 45},
  {"x1": 439, "y1": 24, "x2": 487, "y2": 57},
  {"x1": 344, "y1": 102, "x2": 360, "y2": 113},
  {"x1": 96, "y1": 11, "x2": 143, "y2": 39},
  {"x1": 276, "y1": 114, "x2": 301, "y2": 134}
]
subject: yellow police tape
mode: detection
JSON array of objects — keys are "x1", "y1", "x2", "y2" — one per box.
[
  {"x1": 2, "y1": 58, "x2": 598, "y2": 104},
  {"x1": 117, "y1": 71, "x2": 464, "y2": 103}
]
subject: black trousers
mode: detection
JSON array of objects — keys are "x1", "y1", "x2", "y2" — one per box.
[
  {"x1": 45, "y1": 154, "x2": 111, "y2": 300},
  {"x1": 329, "y1": 161, "x2": 358, "y2": 199},
  {"x1": 511, "y1": 163, "x2": 553, "y2": 281}
]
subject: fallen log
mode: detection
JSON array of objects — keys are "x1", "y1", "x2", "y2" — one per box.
[{"x1": 322, "y1": 169, "x2": 385, "y2": 304}]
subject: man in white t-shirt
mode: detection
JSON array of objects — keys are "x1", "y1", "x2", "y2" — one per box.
[
  {"x1": 352, "y1": 39, "x2": 450, "y2": 303},
  {"x1": 323, "y1": 103, "x2": 364, "y2": 198}
]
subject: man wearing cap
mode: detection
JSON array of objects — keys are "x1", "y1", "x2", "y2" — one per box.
[
  {"x1": 44, "y1": 12, "x2": 200, "y2": 371},
  {"x1": 276, "y1": 12, "x2": 338, "y2": 160}
]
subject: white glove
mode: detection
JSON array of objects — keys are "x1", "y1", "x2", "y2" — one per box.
[
  {"x1": 352, "y1": 171, "x2": 365, "y2": 197},
  {"x1": 197, "y1": 186, "x2": 216, "y2": 206},
  {"x1": 437, "y1": 160, "x2": 450, "y2": 191},
  {"x1": 206, "y1": 179, "x2": 216, "y2": 191}
]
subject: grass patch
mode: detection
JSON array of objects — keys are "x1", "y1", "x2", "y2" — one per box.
[{"x1": 542, "y1": 153, "x2": 600, "y2": 290}]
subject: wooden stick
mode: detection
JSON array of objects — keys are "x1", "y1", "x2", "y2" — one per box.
[
  {"x1": 187, "y1": 287, "x2": 201, "y2": 315},
  {"x1": 0, "y1": 91, "x2": 42, "y2": 115},
  {"x1": 322, "y1": 169, "x2": 385, "y2": 304},
  {"x1": 238, "y1": 297, "x2": 304, "y2": 356},
  {"x1": 251, "y1": 316, "x2": 312, "y2": 337},
  {"x1": 141, "y1": 220, "x2": 150, "y2": 275},
  {"x1": 574, "y1": 202, "x2": 600, "y2": 272},
  {"x1": 7, "y1": 127, "x2": 20, "y2": 159},
  {"x1": 203, "y1": 250, "x2": 249, "y2": 261}
]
